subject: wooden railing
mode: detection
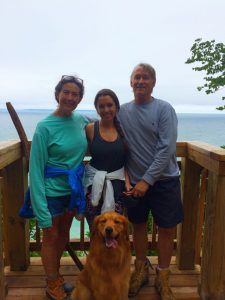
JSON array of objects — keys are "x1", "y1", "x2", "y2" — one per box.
[{"x1": 0, "y1": 140, "x2": 225, "y2": 300}]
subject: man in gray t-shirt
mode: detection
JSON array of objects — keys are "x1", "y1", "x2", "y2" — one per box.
[{"x1": 118, "y1": 63, "x2": 183, "y2": 299}]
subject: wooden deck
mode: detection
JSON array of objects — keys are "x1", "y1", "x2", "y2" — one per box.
[
  {"x1": 2, "y1": 140, "x2": 225, "y2": 299},
  {"x1": 5, "y1": 256, "x2": 201, "y2": 300}
]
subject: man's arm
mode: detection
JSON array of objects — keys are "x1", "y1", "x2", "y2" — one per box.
[{"x1": 142, "y1": 105, "x2": 178, "y2": 187}]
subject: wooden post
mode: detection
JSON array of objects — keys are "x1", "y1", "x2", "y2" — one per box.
[
  {"x1": 176, "y1": 157, "x2": 202, "y2": 269},
  {"x1": 199, "y1": 171, "x2": 225, "y2": 300},
  {"x1": 0, "y1": 171, "x2": 10, "y2": 267},
  {"x1": 195, "y1": 169, "x2": 208, "y2": 264},
  {"x1": 2, "y1": 158, "x2": 30, "y2": 271},
  {"x1": 0, "y1": 177, "x2": 6, "y2": 299}
]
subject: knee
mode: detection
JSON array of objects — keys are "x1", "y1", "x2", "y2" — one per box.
[{"x1": 43, "y1": 232, "x2": 59, "y2": 247}]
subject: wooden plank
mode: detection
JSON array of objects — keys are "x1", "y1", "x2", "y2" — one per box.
[
  {"x1": 176, "y1": 142, "x2": 187, "y2": 158},
  {"x1": 176, "y1": 157, "x2": 202, "y2": 269},
  {"x1": 0, "y1": 177, "x2": 6, "y2": 299},
  {"x1": 187, "y1": 141, "x2": 225, "y2": 161},
  {"x1": 5, "y1": 263, "x2": 200, "y2": 277},
  {"x1": 0, "y1": 171, "x2": 10, "y2": 266},
  {"x1": 2, "y1": 158, "x2": 30, "y2": 271},
  {"x1": 27, "y1": 255, "x2": 178, "y2": 265},
  {"x1": 187, "y1": 141, "x2": 225, "y2": 175},
  {"x1": 199, "y1": 172, "x2": 225, "y2": 300},
  {"x1": 6, "y1": 296, "x2": 46, "y2": 300},
  {"x1": 0, "y1": 141, "x2": 21, "y2": 169},
  {"x1": 195, "y1": 169, "x2": 208, "y2": 264},
  {"x1": 6, "y1": 273, "x2": 199, "y2": 288},
  {"x1": 6, "y1": 286, "x2": 201, "y2": 300}
]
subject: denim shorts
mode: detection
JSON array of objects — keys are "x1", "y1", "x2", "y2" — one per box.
[
  {"x1": 46, "y1": 194, "x2": 72, "y2": 217},
  {"x1": 126, "y1": 177, "x2": 184, "y2": 228}
]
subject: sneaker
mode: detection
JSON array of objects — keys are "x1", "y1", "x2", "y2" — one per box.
[
  {"x1": 128, "y1": 258, "x2": 151, "y2": 297},
  {"x1": 46, "y1": 277, "x2": 67, "y2": 300},
  {"x1": 155, "y1": 268, "x2": 176, "y2": 300}
]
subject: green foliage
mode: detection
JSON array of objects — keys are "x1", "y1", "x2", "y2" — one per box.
[
  {"x1": 186, "y1": 38, "x2": 225, "y2": 110},
  {"x1": 30, "y1": 251, "x2": 41, "y2": 257},
  {"x1": 29, "y1": 219, "x2": 41, "y2": 256},
  {"x1": 147, "y1": 211, "x2": 153, "y2": 233},
  {"x1": 29, "y1": 218, "x2": 37, "y2": 241},
  {"x1": 85, "y1": 230, "x2": 91, "y2": 238}
]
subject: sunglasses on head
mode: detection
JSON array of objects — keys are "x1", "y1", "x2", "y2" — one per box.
[{"x1": 61, "y1": 75, "x2": 83, "y2": 85}]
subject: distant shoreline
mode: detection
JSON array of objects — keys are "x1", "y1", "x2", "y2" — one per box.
[
  {"x1": 0, "y1": 108, "x2": 96, "y2": 113},
  {"x1": 1, "y1": 108, "x2": 225, "y2": 115}
]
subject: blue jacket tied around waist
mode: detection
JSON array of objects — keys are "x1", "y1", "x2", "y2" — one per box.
[{"x1": 19, "y1": 164, "x2": 85, "y2": 219}]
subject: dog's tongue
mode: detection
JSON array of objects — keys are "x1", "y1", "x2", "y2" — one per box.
[{"x1": 106, "y1": 238, "x2": 118, "y2": 248}]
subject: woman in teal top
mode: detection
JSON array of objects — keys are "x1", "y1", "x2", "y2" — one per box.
[{"x1": 29, "y1": 75, "x2": 88, "y2": 300}]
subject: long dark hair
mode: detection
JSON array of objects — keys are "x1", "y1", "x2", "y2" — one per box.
[{"x1": 94, "y1": 89, "x2": 125, "y2": 138}]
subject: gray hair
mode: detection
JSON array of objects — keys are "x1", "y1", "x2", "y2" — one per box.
[{"x1": 131, "y1": 63, "x2": 156, "y2": 81}]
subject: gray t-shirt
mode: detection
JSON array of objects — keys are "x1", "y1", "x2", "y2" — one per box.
[{"x1": 118, "y1": 98, "x2": 179, "y2": 185}]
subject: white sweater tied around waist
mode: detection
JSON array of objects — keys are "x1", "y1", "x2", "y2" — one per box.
[{"x1": 84, "y1": 164, "x2": 125, "y2": 213}]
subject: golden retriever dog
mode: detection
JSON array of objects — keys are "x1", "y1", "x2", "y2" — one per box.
[{"x1": 72, "y1": 211, "x2": 131, "y2": 300}]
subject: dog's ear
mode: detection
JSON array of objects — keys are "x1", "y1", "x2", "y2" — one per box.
[{"x1": 90, "y1": 214, "x2": 101, "y2": 239}]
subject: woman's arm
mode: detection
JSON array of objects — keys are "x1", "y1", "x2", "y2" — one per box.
[
  {"x1": 29, "y1": 125, "x2": 52, "y2": 228},
  {"x1": 124, "y1": 169, "x2": 133, "y2": 193},
  {"x1": 85, "y1": 123, "x2": 94, "y2": 143}
]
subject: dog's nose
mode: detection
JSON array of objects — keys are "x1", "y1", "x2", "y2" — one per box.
[{"x1": 105, "y1": 226, "x2": 113, "y2": 235}]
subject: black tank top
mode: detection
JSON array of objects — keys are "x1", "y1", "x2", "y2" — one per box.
[{"x1": 89, "y1": 121, "x2": 126, "y2": 173}]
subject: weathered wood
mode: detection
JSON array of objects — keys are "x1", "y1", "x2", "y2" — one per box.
[
  {"x1": 0, "y1": 177, "x2": 6, "y2": 299},
  {"x1": 187, "y1": 141, "x2": 225, "y2": 175},
  {"x1": 6, "y1": 102, "x2": 30, "y2": 172},
  {"x1": 0, "y1": 141, "x2": 22, "y2": 169},
  {"x1": 176, "y1": 141, "x2": 187, "y2": 158},
  {"x1": 2, "y1": 158, "x2": 30, "y2": 271},
  {"x1": 195, "y1": 169, "x2": 208, "y2": 264},
  {"x1": 0, "y1": 170, "x2": 10, "y2": 266},
  {"x1": 187, "y1": 141, "x2": 225, "y2": 161},
  {"x1": 176, "y1": 157, "x2": 202, "y2": 269},
  {"x1": 199, "y1": 171, "x2": 225, "y2": 300}
]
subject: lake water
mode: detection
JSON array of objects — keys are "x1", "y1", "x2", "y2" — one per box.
[
  {"x1": 1, "y1": 109, "x2": 225, "y2": 146},
  {"x1": 1, "y1": 109, "x2": 225, "y2": 237}
]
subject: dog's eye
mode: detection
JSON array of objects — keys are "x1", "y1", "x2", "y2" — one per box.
[
  {"x1": 114, "y1": 219, "x2": 122, "y2": 224},
  {"x1": 100, "y1": 219, "x2": 106, "y2": 224}
]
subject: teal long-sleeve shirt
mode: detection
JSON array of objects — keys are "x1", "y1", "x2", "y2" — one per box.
[{"x1": 29, "y1": 112, "x2": 88, "y2": 228}]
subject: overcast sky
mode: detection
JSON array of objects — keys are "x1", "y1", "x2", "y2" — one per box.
[{"x1": 0, "y1": 0, "x2": 224, "y2": 112}]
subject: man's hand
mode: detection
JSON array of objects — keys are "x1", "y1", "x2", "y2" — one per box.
[{"x1": 133, "y1": 180, "x2": 150, "y2": 197}]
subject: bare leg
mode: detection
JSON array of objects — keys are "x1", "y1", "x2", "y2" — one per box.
[
  {"x1": 56, "y1": 210, "x2": 75, "y2": 272},
  {"x1": 132, "y1": 222, "x2": 148, "y2": 260},
  {"x1": 157, "y1": 226, "x2": 176, "y2": 268},
  {"x1": 128, "y1": 222, "x2": 149, "y2": 296},
  {"x1": 41, "y1": 211, "x2": 74, "y2": 279},
  {"x1": 41, "y1": 217, "x2": 61, "y2": 279}
]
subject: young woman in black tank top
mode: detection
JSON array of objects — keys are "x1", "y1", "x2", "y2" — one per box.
[{"x1": 85, "y1": 89, "x2": 127, "y2": 229}]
